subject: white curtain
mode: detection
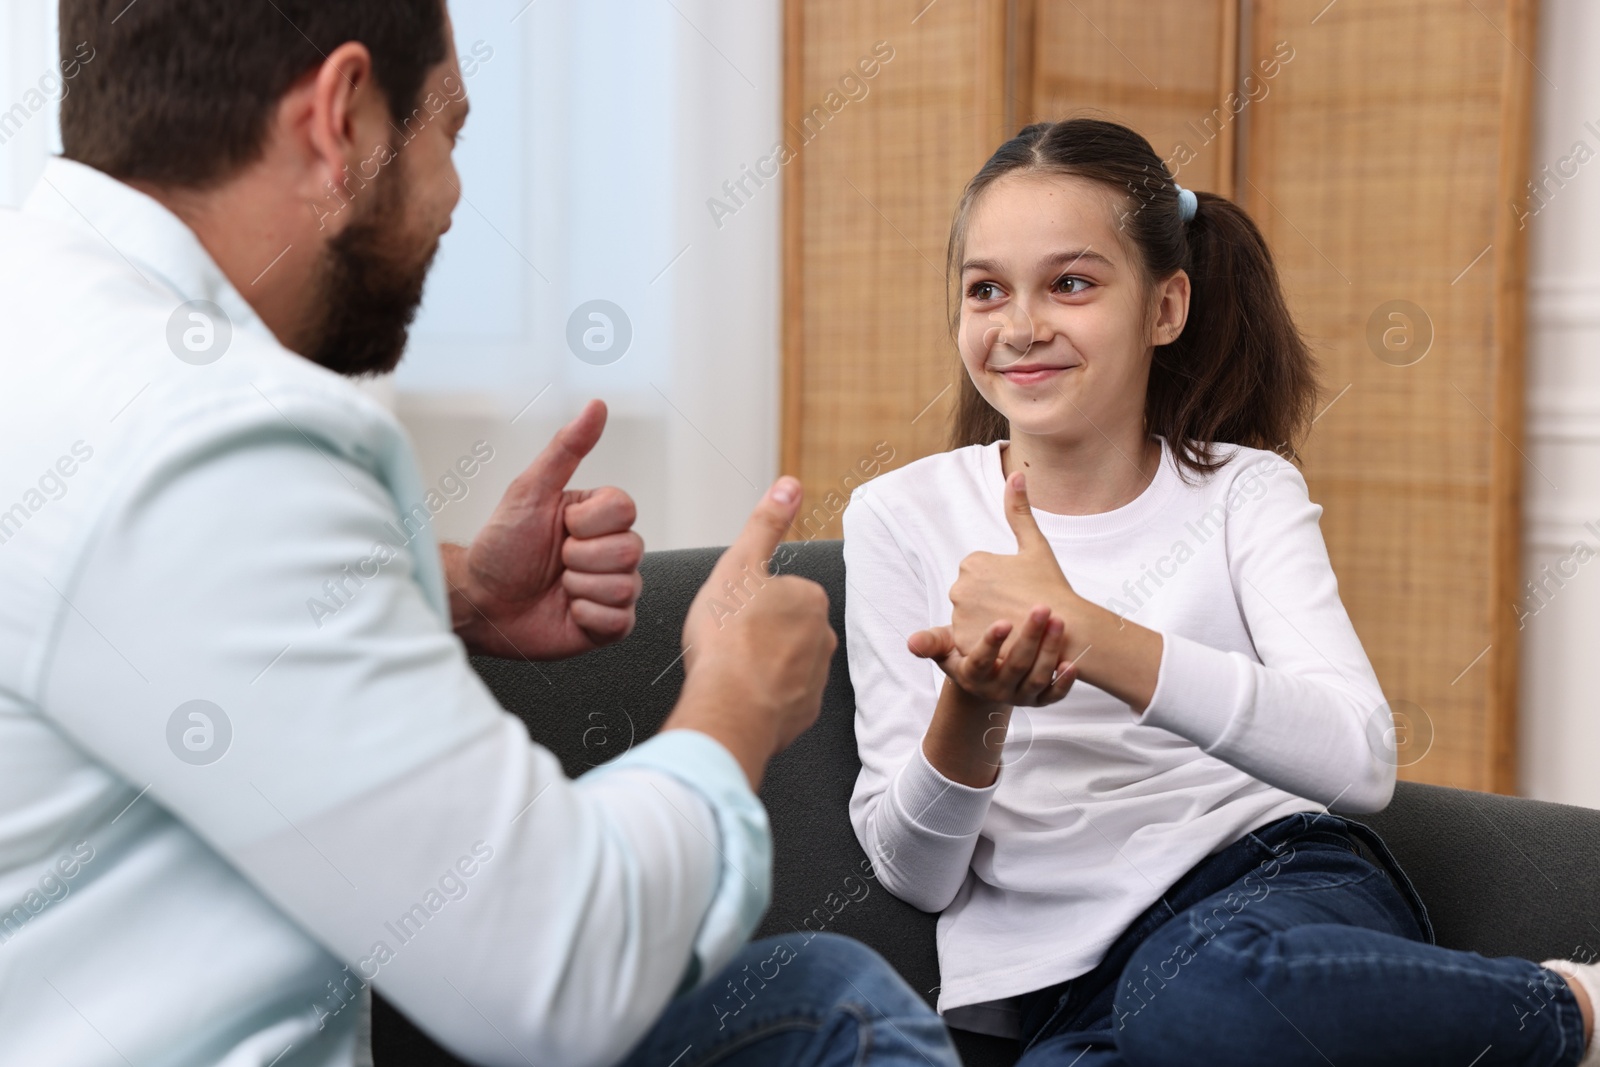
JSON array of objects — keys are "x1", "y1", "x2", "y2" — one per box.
[
  {"x1": 0, "y1": 0, "x2": 61, "y2": 205},
  {"x1": 1, "y1": 0, "x2": 783, "y2": 551}
]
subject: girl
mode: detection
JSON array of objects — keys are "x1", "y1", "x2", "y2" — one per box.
[{"x1": 842, "y1": 118, "x2": 1599, "y2": 1066}]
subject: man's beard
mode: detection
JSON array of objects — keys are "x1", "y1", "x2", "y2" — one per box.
[{"x1": 306, "y1": 168, "x2": 440, "y2": 378}]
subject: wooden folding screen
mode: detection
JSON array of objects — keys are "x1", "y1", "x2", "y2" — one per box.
[
  {"x1": 1235, "y1": 1, "x2": 1537, "y2": 794},
  {"x1": 779, "y1": 1, "x2": 1008, "y2": 524},
  {"x1": 781, "y1": 0, "x2": 1538, "y2": 793}
]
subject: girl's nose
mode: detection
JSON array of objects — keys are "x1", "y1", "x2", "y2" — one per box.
[{"x1": 987, "y1": 301, "x2": 1050, "y2": 363}]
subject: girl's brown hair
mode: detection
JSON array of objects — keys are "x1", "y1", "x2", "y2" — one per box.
[{"x1": 946, "y1": 118, "x2": 1317, "y2": 475}]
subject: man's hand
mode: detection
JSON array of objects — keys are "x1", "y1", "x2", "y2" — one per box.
[
  {"x1": 662, "y1": 477, "x2": 837, "y2": 789},
  {"x1": 445, "y1": 399, "x2": 644, "y2": 660}
]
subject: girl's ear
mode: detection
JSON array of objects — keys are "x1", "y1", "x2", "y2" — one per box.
[{"x1": 1150, "y1": 269, "x2": 1191, "y2": 347}]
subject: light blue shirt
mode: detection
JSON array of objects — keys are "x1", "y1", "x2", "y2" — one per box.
[{"x1": 0, "y1": 157, "x2": 769, "y2": 1067}]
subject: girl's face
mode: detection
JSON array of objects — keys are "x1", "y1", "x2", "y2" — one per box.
[{"x1": 957, "y1": 173, "x2": 1188, "y2": 445}]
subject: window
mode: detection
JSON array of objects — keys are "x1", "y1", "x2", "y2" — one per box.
[{"x1": 1, "y1": 0, "x2": 782, "y2": 550}]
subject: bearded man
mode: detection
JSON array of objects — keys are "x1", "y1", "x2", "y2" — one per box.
[{"x1": 0, "y1": 3, "x2": 957, "y2": 1066}]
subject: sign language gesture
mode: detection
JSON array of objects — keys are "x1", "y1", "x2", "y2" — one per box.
[
  {"x1": 948, "y1": 471, "x2": 1080, "y2": 661},
  {"x1": 668, "y1": 478, "x2": 837, "y2": 788},
  {"x1": 445, "y1": 400, "x2": 645, "y2": 660},
  {"x1": 908, "y1": 605, "x2": 1078, "y2": 709},
  {"x1": 906, "y1": 471, "x2": 1163, "y2": 788},
  {"x1": 907, "y1": 472, "x2": 1081, "y2": 710},
  {"x1": 946, "y1": 469, "x2": 1163, "y2": 714}
]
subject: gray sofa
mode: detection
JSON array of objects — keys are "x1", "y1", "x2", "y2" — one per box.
[{"x1": 375, "y1": 540, "x2": 1600, "y2": 1066}]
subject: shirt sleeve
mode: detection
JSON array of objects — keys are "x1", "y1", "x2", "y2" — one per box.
[
  {"x1": 843, "y1": 492, "x2": 996, "y2": 913},
  {"x1": 1139, "y1": 458, "x2": 1396, "y2": 813},
  {"x1": 591, "y1": 729, "x2": 771, "y2": 985},
  {"x1": 35, "y1": 421, "x2": 767, "y2": 1067}
]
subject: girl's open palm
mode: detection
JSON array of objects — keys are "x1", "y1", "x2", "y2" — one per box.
[{"x1": 909, "y1": 604, "x2": 1077, "y2": 708}]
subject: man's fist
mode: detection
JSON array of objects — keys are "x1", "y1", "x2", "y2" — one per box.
[
  {"x1": 667, "y1": 478, "x2": 837, "y2": 787},
  {"x1": 446, "y1": 400, "x2": 644, "y2": 660}
]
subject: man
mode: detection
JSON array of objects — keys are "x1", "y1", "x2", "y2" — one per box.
[{"x1": 0, "y1": 2, "x2": 958, "y2": 1065}]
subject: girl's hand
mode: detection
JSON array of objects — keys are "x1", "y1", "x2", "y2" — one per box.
[
  {"x1": 908, "y1": 604, "x2": 1078, "y2": 708},
  {"x1": 947, "y1": 471, "x2": 1165, "y2": 713},
  {"x1": 950, "y1": 471, "x2": 1082, "y2": 659}
]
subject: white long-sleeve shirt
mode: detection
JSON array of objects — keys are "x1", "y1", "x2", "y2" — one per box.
[
  {"x1": 844, "y1": 437, "x2": 1393, "y2": 1037},
  {"x1": 0, "y1": 157, "x2": 768, "y2": 1067}
]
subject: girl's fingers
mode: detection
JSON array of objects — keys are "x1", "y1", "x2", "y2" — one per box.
[
  {"x1": 1040, "y1": 660, "x2": 1078, "y2": 705},
  {"x1": 996, "y1": 606, "x2": 1051, "y2": 688},
  {"x1": 1019, "y1": 616, "x2": 1067, "y2": 701},
  {"x1": 962, "y1": 619, "x2": 1011, "y2": 682}
]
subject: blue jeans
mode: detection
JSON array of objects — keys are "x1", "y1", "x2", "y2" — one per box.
[
  {"x1": 617, "y1": 931, "x2": 960, "y2": 1067},
  {"x1": 1016, "y1": 811, "x2": 1588, "y2": 1066}
]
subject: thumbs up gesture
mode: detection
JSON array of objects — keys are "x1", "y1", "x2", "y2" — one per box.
[
  {"x1": 903, "y1": 472, "x2": 1082, "y2": 708},
  {"x1": 921, "y1": 470, "x2": 1163, "y2": 713},
  {"x1": 447, "y1": 400, "x2": 645, "y2": 660},
  {"x1": 950, "y1": 471, "x2": 1079, "y2": 658},
  {"x1": 670, "y1": 477, "x2": 837, "y2": 788}
]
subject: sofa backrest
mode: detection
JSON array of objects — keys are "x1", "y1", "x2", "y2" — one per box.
[{"x1": 470, "y1": 541, "x2": 947, "y2": 1002}]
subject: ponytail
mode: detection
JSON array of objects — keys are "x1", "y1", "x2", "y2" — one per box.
[
  {"x1": 947, "y1": 119, "x2": 1318, "y2": 475},
  {"x1": 1150, "y1": 190, "x2": 1318, "y2": 469}
]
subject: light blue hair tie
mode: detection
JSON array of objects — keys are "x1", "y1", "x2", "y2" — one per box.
[{"x1": 1175, "y1": 183, "x2": 1198, "y2": 223}]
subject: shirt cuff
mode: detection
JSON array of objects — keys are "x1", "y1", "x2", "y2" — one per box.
[
  {"x1": 892, "y1": 742, "x2": 998, "y2": 837},
  {"x1": 1140, "y1": 631, "x2": 1246, "y2": 750},
  {"x1": 590, "y1": 728, "x2": 771, "y2": 988}
]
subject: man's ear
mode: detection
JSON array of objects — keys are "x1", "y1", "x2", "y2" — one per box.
[
  {"x1": 283, "y1": 41, "x2": 388, "y2": 223},
  {"x1": 1151, "y1": 269, "x2": 1191, "y2": 347}
]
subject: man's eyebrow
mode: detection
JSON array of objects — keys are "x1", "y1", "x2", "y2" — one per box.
[{"x1": 961, "y1": 248, "x2": 1113, "y2": 274}]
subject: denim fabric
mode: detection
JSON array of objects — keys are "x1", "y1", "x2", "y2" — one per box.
[
  {"x1": 617, "y1": 932, "x2": 961, "y2": 1067},
  {"x1": 1014, "y1": 812, "x2": 1587, "y2": 1066}
]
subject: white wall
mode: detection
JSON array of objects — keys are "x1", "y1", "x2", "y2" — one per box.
[
  {"x1": 0, "y1": 1, "x2": 64, "y2": 203},
  {"x1": 1519, "y1": 0, "x2": 1600, "y2": 807}
]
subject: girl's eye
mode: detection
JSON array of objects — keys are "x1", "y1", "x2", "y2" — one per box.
[
  {"x1": 1055, "y1": 275, "x2": 1092, "y2": 295},
  {"x1": 967, "y1": 281, "x2": 1001, "y2": 301}
]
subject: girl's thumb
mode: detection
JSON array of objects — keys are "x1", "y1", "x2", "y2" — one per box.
[
  {"x1": 907, "y1": 626, "x2": 955, "y2": 661},
  {"x1": 1004, "y1": 471, "x2": 1051, "y2": 554}
]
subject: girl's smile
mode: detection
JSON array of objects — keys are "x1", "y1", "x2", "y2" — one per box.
[{"x1": 992, "y1": 361, "x2": 1080, "y2": 388}]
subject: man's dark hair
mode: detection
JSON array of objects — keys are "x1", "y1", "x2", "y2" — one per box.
[{"x1": 59, "y1": 0, "x2": 448, "y2": 188}]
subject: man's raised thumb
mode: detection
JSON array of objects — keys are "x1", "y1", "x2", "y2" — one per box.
[
  {"x1": 526, "y1": 398, "x2": 606, "y2": 495},
  {"x1": 723, "y1": 476, "x2": 803, "y2": 578}
]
